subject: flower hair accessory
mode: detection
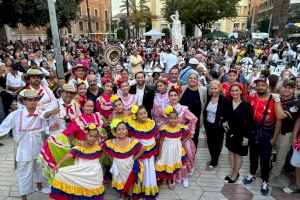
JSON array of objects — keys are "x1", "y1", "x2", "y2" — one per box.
[
  {"x1": 117, "y1": 77, "x2": 127, "y2": 88},
  {"x1": 131, "y1": 105, "x2": 139, "y2": 114},
  {"x1": 77, "y1": 78, "x2": 85, "y2": 85},
  {"x1": 172, "y1": 84, "x2": 182, "y2": 94},
  {"x1": 164, "y1": 106, "x2": 174, "y2": 116},
  {"x1": 110, "y1": 94, "x2": 119, "y2": 104},
  {"x1": 101, "y1": 77, "x2": 111, "y2": 85},
  {"x1": 88, "y1": 123, "x2": 97, "y2": 130},
  {"x1": 162, "y1": 79, "x2": 169, "y2": 86},
  {"x1": 110, "y1": 118, "x2": 123, "y2": 130}
]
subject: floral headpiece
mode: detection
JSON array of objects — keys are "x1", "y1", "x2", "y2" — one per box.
[
  {"x1": 110, "y1": 94, "x2": 119, "y2": 104},
  {"x1": 164, "y1": 106, "x2": 174, "y2": 116},
  {"x1": 110, "y1": 118, "x2": 123, "y2": 130},
  {"x1": 131, "y1": 105, "x2": 139, "y2": 120},
  {"x1": 76, "y1": 78, "x2": 85, "y2": 85},
  {"x1": 159, "y1": 78, "x2": 169, "y2": 86},
  {"x1": 117, "y1": 77, "x2": 128, "y2": 88},
  {"x1": 101, "y1": 77, "x2": 111, "y2": 85},
  {"x1": 171, "y1": 84, "x2": 182, "y2": 94}
]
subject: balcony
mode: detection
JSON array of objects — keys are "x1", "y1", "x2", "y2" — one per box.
[{"x1": 79, "y1": 15, "x2": 100, "y2": 22}]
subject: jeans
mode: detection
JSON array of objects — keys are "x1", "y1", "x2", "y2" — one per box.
[
  {"x1": 249, "y1": 124, "x2": 274, "y2": 182},
  {"x1": 205, "y1": 121, "x2": 224, "y2": 166}
]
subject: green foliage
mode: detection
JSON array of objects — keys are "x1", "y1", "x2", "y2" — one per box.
[
  {"x1": 162, "y1": 27, "x2": 170, "y2": 38},
  {"x1": 0, "y1": 0, "x2": 81, "y2": 28},
  {"x1": 288, "y1": 3, "x2": 300, "y2": 23},
  {"x1": 185, "y1": 22, "x2": 194, "y2": 37},
  {"x1": 120, "y1": 0, "x2": 153, "y2": 36},
  {"x1": 117, "y1": 29, "x2": 126, "y2": 40},
  {"x1": 258, "y1": 19, "x2": 270, "y2": 33},
  {"x1": 163, "y1": 0, "x2": 239, "y2": 31}
]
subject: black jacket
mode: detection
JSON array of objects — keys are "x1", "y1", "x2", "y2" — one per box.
[
  {"x1": 203, "y1": 95, "x2": 227, "y2": 128},
  {"x1": 129, "y1": 85, "x2": 155, "y2": 117}
]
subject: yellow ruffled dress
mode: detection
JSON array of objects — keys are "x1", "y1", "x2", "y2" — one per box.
[{"x1": 50, "y1": 145, "x2": 105, "y2": 200}]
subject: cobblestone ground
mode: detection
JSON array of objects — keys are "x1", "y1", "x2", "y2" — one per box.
[{"x1": 0, "y1": 135, "x2": 300, "y2": 200}]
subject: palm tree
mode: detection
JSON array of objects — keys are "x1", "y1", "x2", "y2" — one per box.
[{"x1": 119, "y1": 0, "x2": 152, "y2": 37}]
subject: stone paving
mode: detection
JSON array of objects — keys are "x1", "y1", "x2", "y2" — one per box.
[{"x1": 0, "y1": 135, "x2": 300, "y2": 200}]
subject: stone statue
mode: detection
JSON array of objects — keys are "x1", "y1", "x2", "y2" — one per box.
[{"x1": 170, "y1": 11, "x2": 183, "y2": 48}]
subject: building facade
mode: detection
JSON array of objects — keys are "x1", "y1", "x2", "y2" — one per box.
[
  {"x1": 213, "y1": 0, "x2": 250, "y2": 33},
  {"x1": 149, "y1": 0, "x2": 170, "y2": 31},
  {"x1": 4, "y1": 0, "x2": 112, "y2": 42}
]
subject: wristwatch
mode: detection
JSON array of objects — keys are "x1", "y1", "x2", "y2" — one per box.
[{"x1": 274, "y1": 97, "x2": 280, "y2": 103}]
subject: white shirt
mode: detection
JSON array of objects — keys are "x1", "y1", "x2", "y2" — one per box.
[
  {"x1": 42, "y1": 98, "x2": 81, "y2": 135},
  {"x1": 0, "y1": 108, "x2": 47, "y2": 161},
  {"x1": 206, "y1": 101, "x2": 218, "y2": 123},
  {"x1": 136, "y1": 86, "x2": 145, "y2": 106},
  {"x1": 165, "y1": 53, "x2": 178, "y2": 73},
  {"x1": 6, "y1": 71, "x2": 25, "y2": 89}
]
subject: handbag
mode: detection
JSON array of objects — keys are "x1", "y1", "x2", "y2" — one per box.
[{"x1": 255, "y1": 95, "x2": 273, "y2": 142}]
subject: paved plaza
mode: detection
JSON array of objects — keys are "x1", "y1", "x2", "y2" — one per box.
[{"x1": 0, "y1": 136, "x2": 300, "y2": 200}]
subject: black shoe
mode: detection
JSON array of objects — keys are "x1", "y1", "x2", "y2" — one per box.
[
  {"x1": 225, "y1": 175, "x2": 231, "y2": 181},
  {"x1": 228, "y1": 173, "x2": 240, "y2": 183}
]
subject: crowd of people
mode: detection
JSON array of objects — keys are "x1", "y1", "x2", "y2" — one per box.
[{"x1": 0, "y1": 36, "x2": 300, "y2": 200}]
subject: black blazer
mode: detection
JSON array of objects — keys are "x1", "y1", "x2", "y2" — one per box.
[
  {"x1": 203, "y1": 95, "x2": 227, "y2": 128},
  {"x1": 129, "y1": 85, "x2": 155, "y2": 117}
]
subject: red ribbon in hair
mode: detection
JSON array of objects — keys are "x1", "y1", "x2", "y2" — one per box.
[
  {"x1": 101, "y1": 77, "x2": 111, "y2": 85},
  {"x1": 117, "y1": 77, "x2": 127, "y2": 88}
]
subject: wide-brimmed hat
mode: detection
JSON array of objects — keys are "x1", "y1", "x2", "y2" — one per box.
[
  {"x1": 24, "y1": 68, "x2": 45, "y2": 81},
  {"x1": 19, "y1": 89, "x2": 42, "y2": 99},
  {"x1": 72, "y1": 63, "x2": 88, "y2": 74},
  {"x1": 61, "y1": 83, "x2": 77, "y2": 93}
]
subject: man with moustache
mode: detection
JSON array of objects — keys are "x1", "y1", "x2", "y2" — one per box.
[
  {"x1": 86, "y1": 74, "x2": 103, "y2": 104},
  {"x1": 19, "y1": 68, "x2": 56, "y2": 111},
  {"x1": 129, "y1": 71, "x2": 155, "y2": 116}
]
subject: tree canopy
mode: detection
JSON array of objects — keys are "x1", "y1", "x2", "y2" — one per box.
[
  {"x1": 0, "y1": 0, "x2": 82, "y2": 28},
  {"x1": 163, "y1": 0, "x2": 239, "y2": 31}
]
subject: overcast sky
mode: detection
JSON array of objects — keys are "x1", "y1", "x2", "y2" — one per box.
[{"x1": 112, "y1": 0, "x2": 123, "y2": 16}]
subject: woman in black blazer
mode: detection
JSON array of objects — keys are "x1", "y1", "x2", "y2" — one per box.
[
  {"x1": 203, "y1": 80, "x2": 227, "y2": 170},
  {"x1": 222, "y1": 83, "x2": 254, "y2": 183}
]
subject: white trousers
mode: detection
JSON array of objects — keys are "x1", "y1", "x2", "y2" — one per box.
[
  {"x1": 271, "y1": 132, "x2": 293, "y2": 177},
  {"x1": 17, "y1": 159, "x2": 43, "y2": 195}
]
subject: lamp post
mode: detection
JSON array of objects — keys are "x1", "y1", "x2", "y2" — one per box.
[{"x1": 47, "y1": 0, "x2": 64, "y2": 79}]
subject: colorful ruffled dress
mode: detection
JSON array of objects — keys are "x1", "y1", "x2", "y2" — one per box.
[
  {"x1": 127, "y1": 119, "x2": 159, "y2": 199},
  {"x1": 155, "y1": 124, "x2": 187, "y2": 180},
  {"x1": 102, "y1": 138, "x2": 144, "y2": 194},
  {"x1": 151, "y1": 92, "x2": 169, "y2": 127},
  {"x1": 50, "y1": 145, "x2": 105, "y2": 200},
  {"x1": 171, "y1": 104, "x2": 198, "y2": 181},
  {"x1": 95, "y1": 93, "x2": 113, "y2": 120},
  {"x1": 39, "y1": 113, "x2": 105, "y2": 185},
  {"x1": 119, "y1": 94, "x2": 137, "y2": 111}
]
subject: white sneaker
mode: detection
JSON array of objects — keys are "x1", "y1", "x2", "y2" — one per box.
[
  {"x1": 37, "y1": 187, "x2": 51, "y2": 194},
  {"x1": 182, "y1": 178, "x2": 189, "y2": 188}
]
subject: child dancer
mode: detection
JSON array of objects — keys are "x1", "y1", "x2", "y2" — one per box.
[
  {"x1": 96, "y1": 77, "x2": 114, "y2": 120},
  {"x1": 155, "y1": 106, "x2": 188, "y2": 190},
  {"x1": 127, "y1": 105, "x2": 159, "y2": 199},
  {"x1": 102, "y1": 119, "x2": 145, "y2": 200},
  {"x1": 50, "y1": 123, "x2": 105, "y2": 200}
]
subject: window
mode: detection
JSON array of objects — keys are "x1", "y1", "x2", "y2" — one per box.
[
  {"x1": 242, "y1": 23, "x2": 246, "y2": 29},
  {"x1": 79, "y1": 21, "x2": 83, "y2": 31},
  {"x1": 88, "y1": 22, "x2": 91, "y2": 30},
  {"x1": 233, "y1": 23, "x2": 240, "y2": 31},
  {"x1": 244, "y1": 6, "x2": 248, "y2": 15},
  {"x1": 79, "y1": 7, "x2": 82, "y2": 16},
  {"x1": 68, "y1": 26, "x2": 72, "y2": 33},
  {"x1": 96, "y1": 23, "x2": 99, "y2": 31},
  {"x1": 95, "y1": 9, "x2": 98, "y2": 17}
]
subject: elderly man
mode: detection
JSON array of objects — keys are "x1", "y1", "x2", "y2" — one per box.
[
  {"x1": 87, "y1": 74, "x2": 103, "y2": 104},
  {"x1": 179, "y1": 57, "x2": 199, "y2": 84},
  {"x1": 168, "y1": 66, "x2": 185, "y2": 91}
]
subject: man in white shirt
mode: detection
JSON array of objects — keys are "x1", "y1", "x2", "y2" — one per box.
[
  {"x1": 0, "y1": 89, "x2": 50, "y2": 200},
  {"x1": 6, "y1": 64, "x2": 25, "y2": 96},
  {"x1": 165, "y1": 48, "x2": 178, "y2": 73},
  {"x1": 42, "y1": 84, "x2": 81, "y2": 135},
  {"x1": 19, "y1": 68, "x2": 56, "y2": 111}
]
